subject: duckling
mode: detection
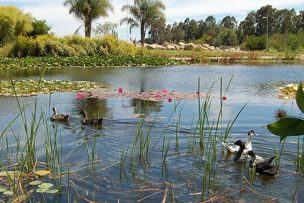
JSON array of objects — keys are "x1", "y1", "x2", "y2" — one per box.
[
  {"x1": 248, "y1": 151, "x2": 277, "y2": 176},
  {"x1": 222, "y1": 130, "x2": 256, "y2": 154},
  {"x1": 51, "y1": 107, "x2": 69, "y2": 122},
  {"x1": 79, "y1": 110, "x2": 103, "y2": 126}
]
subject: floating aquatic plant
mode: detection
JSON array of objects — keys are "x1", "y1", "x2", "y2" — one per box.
[
  {"x1": 277, "y1": 83, "x2": 302, "y2": 100},
  {"x1": 0, "y1": 56, "x2": 187, "y2": 70},
  {"x1": 0, "y1": 79, "x2": 106, "y2": 97},
  {"x1": 268, "y1": 83, "x2": 304, "y2": 141}
]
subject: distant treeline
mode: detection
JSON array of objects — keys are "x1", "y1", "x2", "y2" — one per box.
[{"x1": 147, "y1": 5, "x2": 304, "y2": 51}]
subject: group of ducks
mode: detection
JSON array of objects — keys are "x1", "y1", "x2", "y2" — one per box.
[
  {"x1": 51, "y1": 107, "x2": 103, "y2": 126},
  {"x1": 222, "y1": 130, "x2": 278, "y2": 176},
  {"x1": 52, "y1": 108, "x2": 276, "y2": 176}
]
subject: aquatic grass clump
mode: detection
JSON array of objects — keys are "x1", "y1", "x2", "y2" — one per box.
[{"x1": 0, "y1": 79, "x2": 106, "y2": 97}]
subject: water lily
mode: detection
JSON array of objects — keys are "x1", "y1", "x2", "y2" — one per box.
[
  {"x1": 118, "y1": 87, "x2": 123, "y2": 93},
  {"x1": 76, "y1": 92, "x2": 88, "y2": 100},
  {"x1": 162, "y1": 89, "x2": 169, "y2": 95},
  {"x1": 168, "y1": 96, "x2": 173, "y2": 102}
]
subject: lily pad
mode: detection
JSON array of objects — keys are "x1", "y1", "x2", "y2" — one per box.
[
  {"x1": 38, "y1": 183, "x2": 53, "y2": 189},
  {"x1": 36, "y1": 188, "x2": 59, "y2": 194},
  {"x1": 36, "y1": 188, "x2": 50, "y2": 193},
  {"x1": 0, "y1": 171, "x2": 21, "y2": 177},
  {"x1": 0, "y1": 187, "x2": 7, "y2": 193},
  {"x1": 34, "y1": 170, "x2": 51, "y2": 177},
  {"x1": 0, "y1": 80, "x2": 106, "y2": 97},
  {"x1": 29, "y1": 180, "x2": 43, "y2": 186},
  {"x1": 3, "y1": 190, "x2": 13, "y2": 196}
]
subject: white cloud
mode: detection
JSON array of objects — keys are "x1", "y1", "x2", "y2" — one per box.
[{"x1": 0, "y1": 0, "x2": 303, "y2": 39}]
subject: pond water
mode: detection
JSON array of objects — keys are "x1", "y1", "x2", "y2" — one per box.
[{"x1": 0, "y1": 64, "x2": 304, "y2": 202}]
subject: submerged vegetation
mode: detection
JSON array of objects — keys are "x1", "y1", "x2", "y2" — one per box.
[{"x1": 0, "y1": 79, "x2": 105, "y2": 96}]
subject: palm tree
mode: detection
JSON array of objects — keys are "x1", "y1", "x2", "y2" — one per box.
[
  {"x1": 64, "y1": 0, "x2": 114, "y2": 38},
  {"x1": 121, "y1": 0, "x2": 165, "y2": 46}
]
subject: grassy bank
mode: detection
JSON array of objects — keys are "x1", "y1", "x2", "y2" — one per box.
[{"x1": 149, "y1": 49, "x2": 304, "y2": 63}]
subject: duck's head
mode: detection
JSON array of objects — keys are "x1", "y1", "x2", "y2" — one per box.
[
  {"x1": 79, "y1": 110, "x2": 87, "y2": 117},
  {"x1": 247, "y1": 130, "x2": 256, "y2": 138},
  {"x1": 234, "y1": 140, "x2": 245, "y2": 148},
  {"x1": 52, "y1": 107, "x2": 57, "y2": 115}
]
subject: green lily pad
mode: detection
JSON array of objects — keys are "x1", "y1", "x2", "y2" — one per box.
[
  {"x1": 3, "y1": 190, "x2": 13, "y2": 196},
  {"x1": 36, "y1": 188, "x2": 50, "y2": 193},
  {"x1": 0, "y1": 187, "x2": 7, "y2": 193},
  {"x1": 36, "y1": 188, "x2": 59, "y2": 194},
  {"x1": 44, "y1": 189, "x2": 59, "y2": 194},
  {"x1": 29, "y1": 180, "x2": 43, "y2": 186},
  {"x1": 38, "y1": 183, "x2": 53, "y2": 189}
]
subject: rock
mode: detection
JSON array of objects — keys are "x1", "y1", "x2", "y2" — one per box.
[
  {"x1": 178, "y1": 42, "x2": 185, "y2": 46},
  {"x1": 146, "y1": 44, "x2": 156, "y2": 49},
  {"x1": 202, "y1": 44, "x2": 210, "y2": 49},
  {"x1": 208, "y1": 46, "x2": 215, "y2": 51},
  {"x1": 162, "y1": 42, "x2": 170, "y2": 47},
  {"x1": 184, "y1": 43, "x2": 196, "y2": 50},
  {"x1": 167, "y1": 45, "x2": 176, "y2": 50}
]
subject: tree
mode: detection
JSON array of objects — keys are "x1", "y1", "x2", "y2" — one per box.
[
  {"x1": 255, "y1": 5, "x2": 277, "y2": 36},
  {"x1": 0, "y1": 6, "x2": 33, "y2": 46},
  {"x1": 121, "y1": 0, "x2": 166, "y2": 46},
  {"x1": 94, "y1": 21, "x2": 118, "y2": 36},
  {"x1": 29, "y1": 19, "x2": 51, "y2": 37},
  {"x1": 217, "y1": 29, "x2": 238, "y2": 46},
  {"x1": 220, "y1": 16, "x2": 237, "y2": 29},
  {"x1": 64, "y1": 0, "x2": 113, "y2": 38}
]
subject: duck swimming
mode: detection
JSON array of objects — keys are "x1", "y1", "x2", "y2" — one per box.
[
  {"x1": 233, "y1": 140, "x2": 246, "y2": 161},
  {"x1": 79, "y1": 110, "x2": 103, "y2": 126},
  {"x1": 222, "y1": 130, "x2": 256, "y2": 154},
  {"x1": 233, "y1": 140, "x2": 264, "y2": 162},
  {"x1": 248, "y1": 151, "x2": 277, "y2": 176},
  {"x1": 51, "y1": 107, "x2": 69, "y2": 122}
]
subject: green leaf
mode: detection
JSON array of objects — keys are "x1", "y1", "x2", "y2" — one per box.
[
  {"x1": 267, "y1": 117, "x2": 304, "y2": 141},
  {"x1": 29, "y1": 180, "x2": 43, "y2": 186},
  {"x1": 38, "y1": 183, "x2": 53, "y2": 189},
  {"x1": 296, "y1": 82, "x2": 304, "y2": 114}
]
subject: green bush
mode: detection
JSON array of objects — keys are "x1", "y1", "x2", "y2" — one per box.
[
  {"x1": 269, "y1": 33, "x2": 304, "y2": 52},
  {"x1": 243, "y1": 35, "x2": 267, "y2": 50},
  {"x1": 10, "y1": 35, "x2": 141, "y2": 57}
]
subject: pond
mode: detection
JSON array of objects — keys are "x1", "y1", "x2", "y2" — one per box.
[{"x1": 0, "y1": 64, "x2": 304, "y2": 202}]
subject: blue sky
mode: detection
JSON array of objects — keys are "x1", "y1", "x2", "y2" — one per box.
[{"x1": 0, "y1": 0, "x2": 303, "y2": 40}]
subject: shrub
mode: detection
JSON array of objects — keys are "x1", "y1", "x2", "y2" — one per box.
[
  {"x1": 243, "y1": 35, "x2": 267, "y2": 50},
  {"x1": 9, "y1": 35, "x2": 141, "y2": 57},
  {"x1": 269, "y1": 33, "x2": 304, "y2": 52}
]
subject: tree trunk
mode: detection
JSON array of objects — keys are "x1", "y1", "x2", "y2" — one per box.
[
  {"x1": 84, "y1": 17, "x2": 92, "y2": 38},
  {"x1": 140, "y1": 23, "x2": 145, "y2": 47}
]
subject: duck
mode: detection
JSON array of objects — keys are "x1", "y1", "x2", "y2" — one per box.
[
  {"x1": 233, "y1": 140, "x2": 247, "y2": 161},
  {"x1": 79, "y1": 110, "x2": 103, "y2": 126},
  {"x1": 51, "y1": 107, "x2": 69, "y2": 122},
  {"x1": 222, "y1": 130, "x2": 256, "y2": 154},
  {"x1": 233, "y1": 140, "x2": 265, "y2": 162},
  {"x1": 248, "y1": 151, "x2": 277, "y2": 176}
]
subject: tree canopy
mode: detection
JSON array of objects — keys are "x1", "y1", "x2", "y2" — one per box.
[
  {"x1": 121, "y1": 0, "x2": 166, "y2": 46},
  {"x1": 0, "y1": 6, "x2": 33, "y2": 46},
  {"x1": 64, "y1": 0, "x2": 113, "y2": 37}
]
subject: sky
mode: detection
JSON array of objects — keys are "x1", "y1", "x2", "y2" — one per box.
[{"x1": 0, "y1": 0, "x2": 303, "y2": 40}]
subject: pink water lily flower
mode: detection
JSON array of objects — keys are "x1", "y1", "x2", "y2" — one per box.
[
  {"x1": 168, "y1": 96, "x2": 173, "y2": 102},
  {"x1": 162, "y1": 89, "x2": 169, "y2": 95},
  {"x1": 76, "y1": 92, "x2": 88, "y2": 100},
  {"x1": 118, "y1": 87, "x2": 123, "y2": 93}
]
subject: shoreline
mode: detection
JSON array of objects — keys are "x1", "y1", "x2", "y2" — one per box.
[{"x1": 0, "y1": 53, "x2": 303, "y2": 70}]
